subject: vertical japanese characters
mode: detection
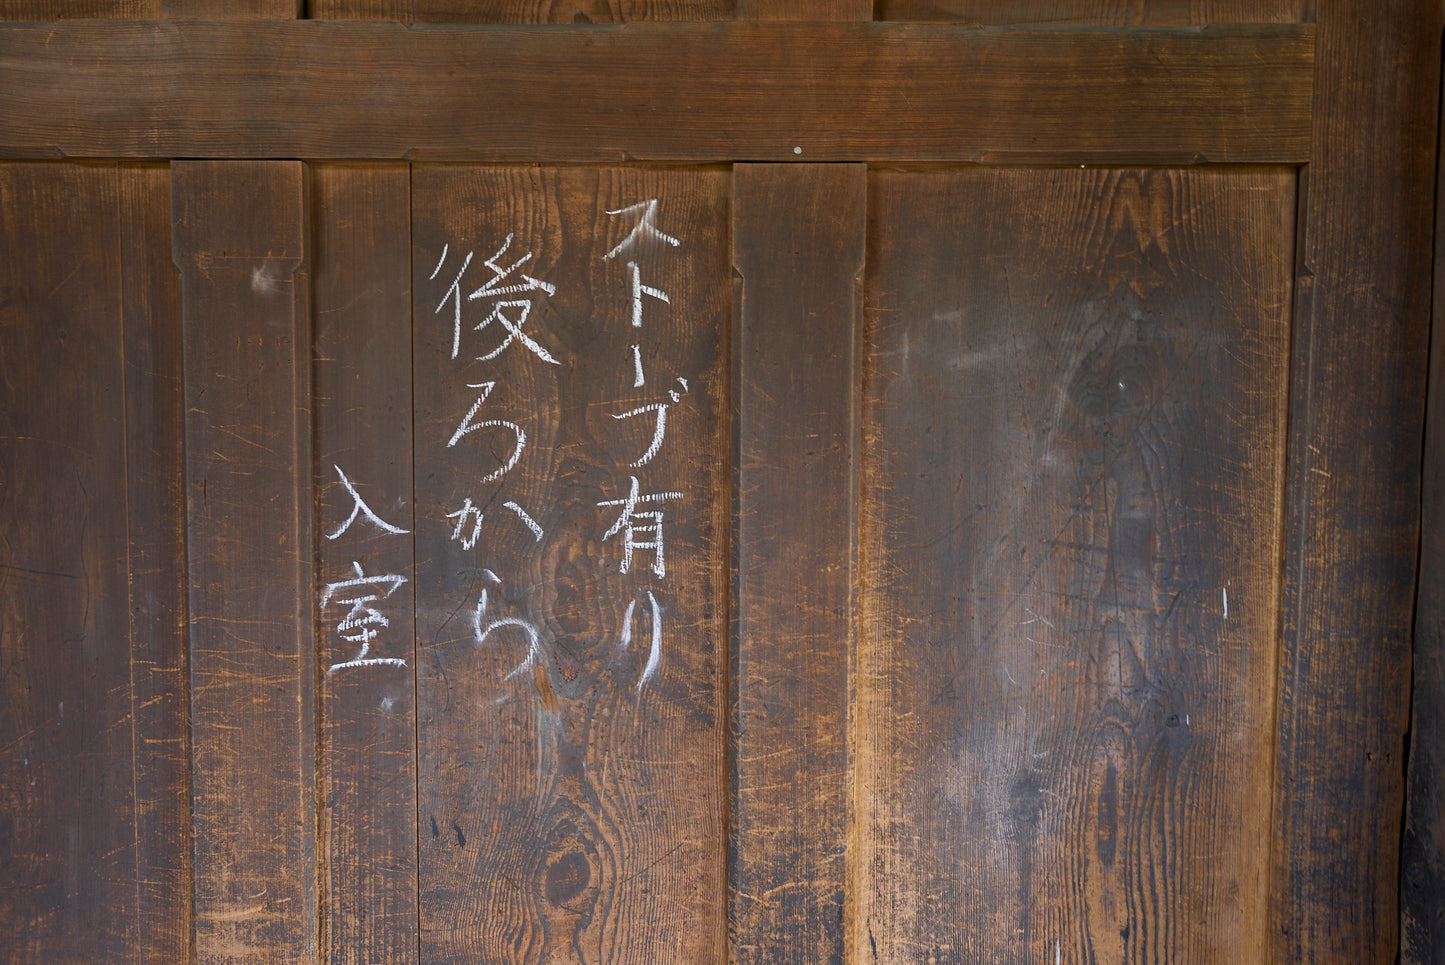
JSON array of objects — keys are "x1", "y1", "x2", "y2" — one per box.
[{"x1": 422, "y1": 197, "x2": 691, "y2": 692}]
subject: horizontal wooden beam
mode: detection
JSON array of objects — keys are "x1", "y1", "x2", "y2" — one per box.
[{"x1": 0, "y1": 20, "x2": 1312, "y2": 163}]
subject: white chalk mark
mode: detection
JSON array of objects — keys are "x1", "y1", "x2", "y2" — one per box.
[
  {"x1": 448, "y1": 405, "x2": 525, "y2": 483},
  {"x1": 612, "y1": 402, "x2": 668, "y2": 467},
  {"x1": 329, "y1": 656, "x2": 408, "y2": 673},
  {"x1": 676, "y1": 376, "x2": 688, "y2": 392},
  {"x1": 446, "y1": 497, "x2": 485, "y2": 550},
  {"x1": 631, "y1": 344, "x2": 645, "y2": 387},
  {"x1": 428, "y1": 243, "x2": 449, "y2": 280},
  {"x1": 1024, "y1": 607, "x2": 1056, "y2": 629},
  {"x1": 1223, "y1": 587, "x2": 1229, "y2": 620},
  {"x1": 616, "y1": 599, "x2": 637, "y2": 654},
  {"x1": 474, "y1": 300, "x2": 560, "y2": 365},
  {"x1": 603, "y1": 198, "x2": 680, "y2": 261},
  {"x1": 327, "y1": 465, "x2": 410, "y2": 540},
  {"x1": 1056, "y1": 941, "x2": 1061, "y2": 965},
  {"x1": 465, "y1": 234, "x2": 556, "y2": 304},
  {"x1": 380, "y1": 696, "x2": 396, "y2": 712},
  {"x1": 321, "y1": 561, "x2": 409, "y2": 673},
  {"x1": 250, "y1": 265, "x2": 275, "y2": 295},
  {"x1": 637, "y1": 590, "x2": 662, "y2": 690},
  {"x1": 598, "y1": 476, "x2": 684, "y2": 577},
  {"x1": 626, "y1": 260, "x2": 669, "y2": 328},
  {"x1": 479, "y1": 617, "x2": 542, "y2": 681},
  {"x1": 482, "y1": 569, "x2": 500, "y2": 584},
  {"x1": 434, "y1": 249, "x2": 474, "y2": 359},
  {"x1": 1004, "y1": 666, "x2": 1020, "y2": 687},
  {"x1": 503, "y1": 501, "x2": 544, "y2": 541}
]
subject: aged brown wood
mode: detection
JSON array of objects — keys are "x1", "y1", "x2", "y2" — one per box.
[
  {"x1": 0, "y1": 21, "x2": 1313, "y2": 165},
  {"x1": 731, "y1": 163, "x2": 864, "y2": 965},
  {"x1": 174, "y1": 159, "x2": 317, "y2": 964},
  {"x1": 312, "y1": 163, "x2": 418, "y2": 965},
  {"x1": 310, "y1": 0, "x2": 733, "y2": 20},
  {"x1": 737, "y1": 0, "x2": 874, "y2": 18},
  {"x1": 1, "y1": 0, "x2": 299, "y2": 16},
  {"x1": 877, "y1": 0, "x2": 1308, "y2": 22},
  {"x1": 1269, "y1": 1, "x2": 1442, "y2": 960},
  {"x1": 410, "y1": 166, "x2": 729, "y2": 963},
  {"x1": 856, "y1": 167, "x2": 1294, "y2": 962},
  {"x1": 0, "y1": 163, "x2": 145, "y2": 964},
  {"x1": 120, "y1": 161, "x2": 192, "y2": 965},
  {"x1": 1402, "y1": 49, "x2": 1445, "y2": 961}
]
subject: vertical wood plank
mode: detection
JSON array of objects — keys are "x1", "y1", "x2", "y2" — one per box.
[
  {"x1": 120, "y1": 162, "x2": 192, "y2": 965},
  {"x1": 411, "y1": 166, "x2": 729, "y2": 964},
  {"x1": 1402, "y1": 52, "x2": 1445, "y2": 962},
  {"x1": 312, "y1": 162, "x2": 418, "y2": 965},
  {"x1": 856, "y1": 168, "x2": 1294, "y2": 962},
  {"x1": 0, "y1": 162, "x2": 141, "y2": 964},
  {"x1": 1270, "y1": 1, "x2": 1443, "y2": 960},
  {"x1": 173, "y1": 159, "x2": 315, "y2": 965},
  {"x1": 730, "y1": 163, "x2": 864, "y2": 965}
]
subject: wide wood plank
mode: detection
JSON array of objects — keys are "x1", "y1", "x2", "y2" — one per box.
[
  {"x1": 411, "y1": 166, "x2": 729, "y2": 963},
  {"x1": 174, "y1": 160, "x2": 316, "y2": 964},
  {"x1": 120, "y1": 162, "x2": 192, "y2": 965},
  {"x1": 731, "y1": 163, "x2": 864, "y2": 964},
  {"x1": 312, "y1": 163, "x2": 418, "y2": 965},
  {"x1": 856, "y1": 168, "x2": 1294, "y2": 962},
  {"x1": 1270, "y1": 0, "x2": 1442, "y2": 960},
  {"x1": 0, "y1": 162, "x2": 141, "y2": 965},
  {"x1": 0, "y1": 21, "x2": 1312, "y2": 164}
]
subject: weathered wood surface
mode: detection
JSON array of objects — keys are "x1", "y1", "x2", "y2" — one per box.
[
  {"x1": 311, "y1": 0, "x2": 733, "y2": 20},
  {"x1": 411, "y1": 166, "x2": 729, "y2": 963},
  {"x1": 0, "y1": 21, "x2": 1313, "y2": 164},
  {"x1": 0, "y1": 162, "x2": 171, "y2": 965},
  {"x1": 312, "y1": 163, "x2": 418, "y2": 965},
  {"x1": 731, "y1": 163, "x2": 864, "y2": 965},
  {"x1": 120, "y1": 161, "x2": 192, "y2": 965},
  {"x1": 878, "y1": 0, "x2": 1308, "y2": 22},
  {"x1": 0, "y1": 0, "x2": 299, "y2": 16},
  {"x1": 1402, "y1": 46, "x2": 1445, "y2": 961},
  {"x1": 856, "y1": 167, "x2": 1294, "y2": 962},
  {"x1": 1270, "y1": 1, "x2": 1442, "y2": 961},
  {"x1": 174, "y1": 160, "x2": 317, "y2": 964}
]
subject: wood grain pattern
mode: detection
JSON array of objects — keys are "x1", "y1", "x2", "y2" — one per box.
[
  {"x1": 0, "y1": 21, "x2": 1313, "y2": 165},
  {"x1": 309, "y1": 0, "x2": 733, "y2": 21},
  {"x1": 731, "y1": 163, "x2": 864, "y2": 965},
  {"x1": 1271, "y1": 0, "x2": 1442, "y2": 960},
  {"x1": 856, "y1": 168, "x2": 1294, "y2": 962},
  {"x1": 312, "y1": 163, "x2": 418, "y2": 965},
  {"x1": 0, "y1": 162, "x2": 142, "y2": 964},
  {"x1": 737, "y1": 0, "x2": 874, "y2": 19},
  {"x1": 174, "y1": 160, "x2": 317, "y2": 964},
  {"x1": 1402, "y1": 50, "x2": 1445, "y2": 962},
  {"x1": 0, "y1": 0, "x2": 299, "y2": 16},
  {"x1": 120, "y1": 162, "x2": 192, "y2": 965},
  {"x1": 411, "y1": 166, "x2": 728, "y2": 963},
  {"x1": 877, "y1": 0, "x2": 1308, "y2": 23}
]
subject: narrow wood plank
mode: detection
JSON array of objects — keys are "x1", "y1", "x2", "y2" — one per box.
[
  {"x1": 878, "y1": 0, "x2": 1308, "y2": 23},
  {"x1": 1402, "y1": 52, "x2": 1445, "y2": 963},
  {"x1": 0, "y1": 0, "x2": 161, "y2": 17},
  {"x1": 0, "y1": 21, "x2": 1313, "y2": 165},
  {"x1": 412, "y1": 166, "x2": 729, "y2": 964},
  {"x1": 309, "y1": 0, "x2": 734, "y2": 21},
  {"x1": 174, "y1": 159, "x2": 316, "y2": 965},
  {"x1": 856, "y1": 168, "x2": 1294, "y2": 962},
  {"x1": 312, "y1": 162, "x2": 418, "y2": 965},
  {"x1": 1269, "y1": 1, "x2": 1442, "y2": 960},
  {"x1": 0, "y1": 162, "x2": 141, "y2": 965},
  {"x1": 120, "y1": 161, "x2": 192, "y2": 965},
  {"x1": 163, "y1": 0, "x2": 302, "y2": 15},
  {"x1": 731, "y1": 163, "x2": 863, "y2": 965}
]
